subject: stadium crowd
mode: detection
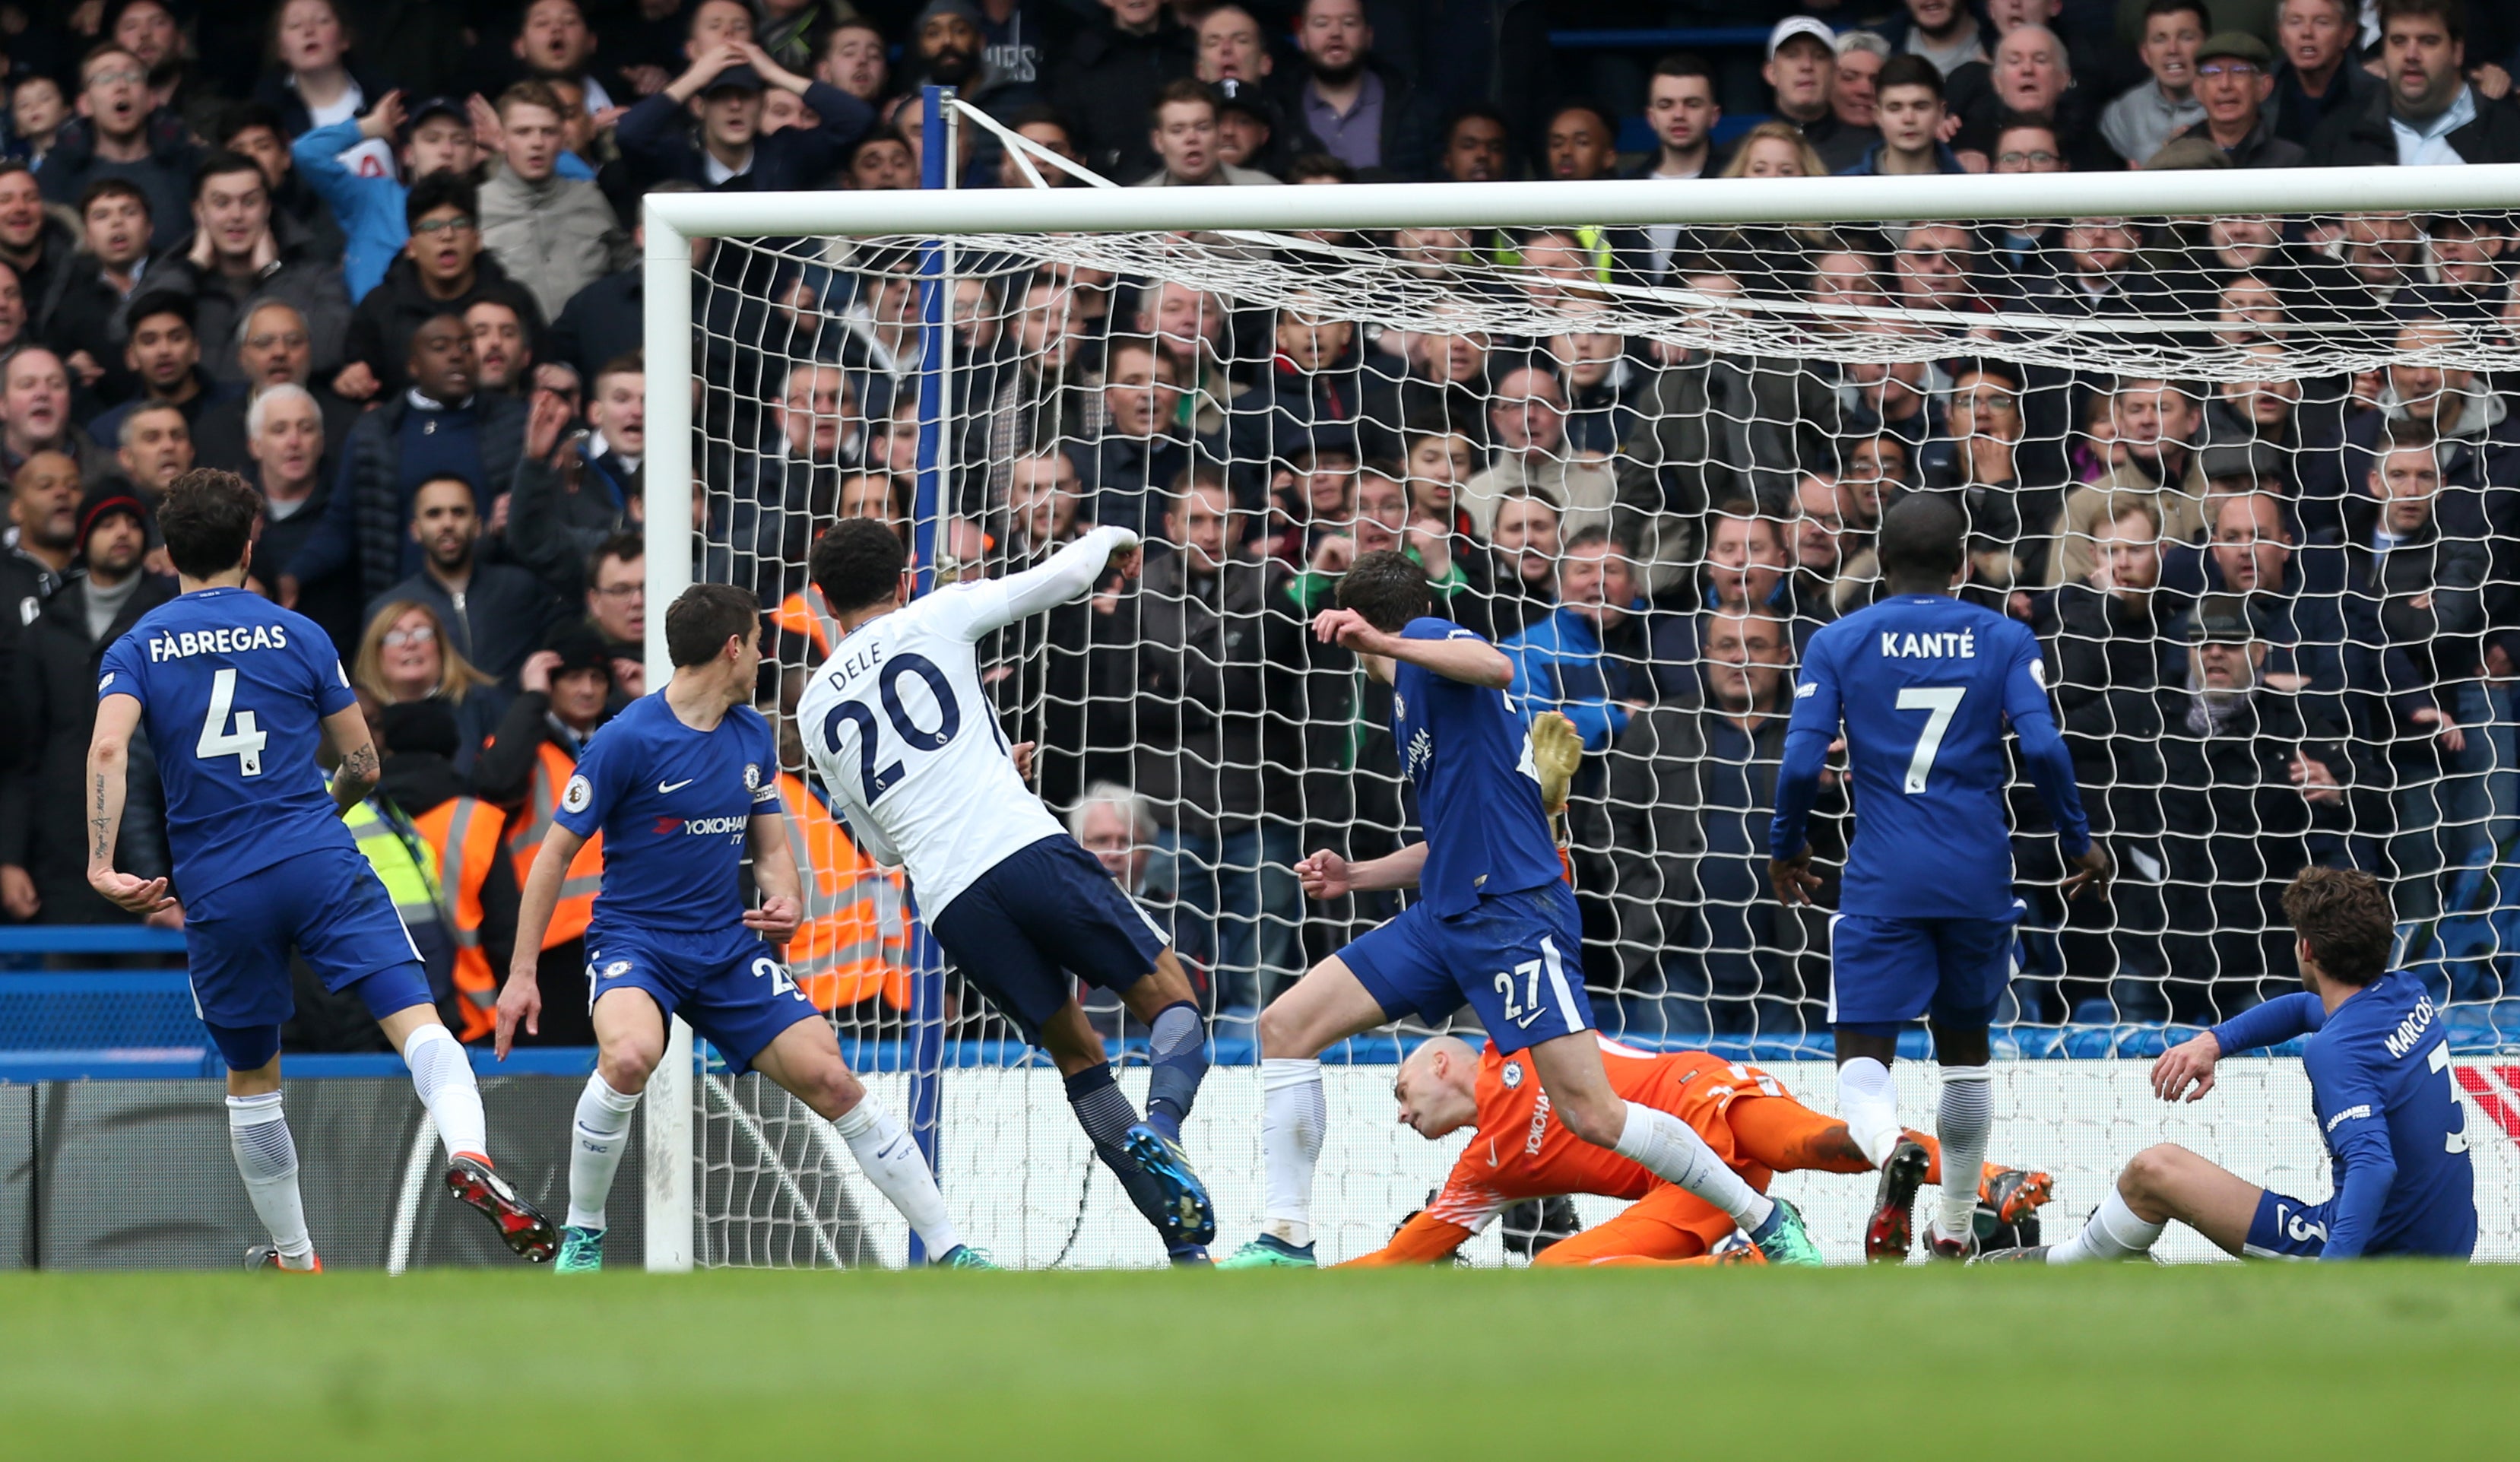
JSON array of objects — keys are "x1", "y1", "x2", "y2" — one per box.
[{"x1": 4, "y1": 0, "x2": 2520, "y2": 1049}]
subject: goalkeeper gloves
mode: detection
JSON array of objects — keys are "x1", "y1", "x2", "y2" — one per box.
[{"x1": 1530, "y1": 711, "x2": 1582, "y2": 820}]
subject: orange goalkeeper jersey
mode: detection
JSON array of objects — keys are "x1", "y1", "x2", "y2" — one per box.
[{"x1": 1417, "y1": 1036, "x2": 1792, "y2": 1234}]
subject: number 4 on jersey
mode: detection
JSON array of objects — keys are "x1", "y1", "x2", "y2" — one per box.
[{"x1": 197, "y1": 667, "x2": 268, "y2": 776}]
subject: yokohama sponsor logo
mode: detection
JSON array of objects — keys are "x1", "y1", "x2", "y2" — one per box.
[{"x1": 2453, "y1": 1064, "x2": 2520, "y2": 1149}]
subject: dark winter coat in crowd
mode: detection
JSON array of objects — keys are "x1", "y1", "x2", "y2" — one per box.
[
  {"x1": 343, "y1": 252, "x2": 546, "y2": 398},
  {"x1": 0, "y1": 569, "x2": 177, "y2": 921}
]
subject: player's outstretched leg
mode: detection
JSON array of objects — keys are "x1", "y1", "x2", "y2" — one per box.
[
  {"x1": 747, "y1": 1015, "x2": 987, "y2": 1268},
  {"x1": 213, "y1": 1026, "x2": 319, "y2": 1273},
  {"x1": 1219, "y1": 956, "x2": 1391, "y2": 1269},
  {"x1": 1988, "y1": 1143, "x2": 2259, "y2": 1264},
  {"x1": 1041, "y1": 1001, "x2": 1215, "y2": 1262},
  {"x1": 379, "y1": 1002, "x2": 556, "y2": 1262},
  {"x1": 1102, "y1": 953, "x2": 1210, "y2": 1146},
  {"x1": 1525, "y1": 1033, "x2": 1822, "y2": 1266}
]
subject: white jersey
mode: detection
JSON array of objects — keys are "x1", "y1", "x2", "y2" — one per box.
[{"x1": 797, "y1": 525, "x2": 1137, "y2": 918}]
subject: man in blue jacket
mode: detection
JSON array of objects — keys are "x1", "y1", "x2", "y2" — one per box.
[
  {"x1": 1500, "y1": 526, "x2": 1652, "y2": 758},
  {"x1": 615, "y1": 40, "x2": 869, "y2": 191},
  {"x1": 290, "y1": 94, "x2": 483, "y2": 304}
]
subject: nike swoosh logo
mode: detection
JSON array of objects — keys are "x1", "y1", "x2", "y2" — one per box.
[
  {"x1": 658, "y1": 779, "x2": 693, "y2": 794},
  {"x1": 1512, "y1": 1007, "x2": 1542, "y2": 1029}
]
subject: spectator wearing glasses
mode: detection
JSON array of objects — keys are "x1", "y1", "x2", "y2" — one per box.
[
  {"x1": 189, "y1": 300, "x2": 360, "y2": 479},
  {"x1": 337, "y1": 173, "x2": 545, "y2": 403},
  {"x1": 1959, "y1": 25, "x2": 2109, "y2": 173},
  {"x1": 351, "y1": 599, "x2": 508, "y2": 777},
  {"x1": 2100, "y1": 0, "x2": 2208, "y2": 168},
  {"x1": 38, "y1": 45, "x2": 199, "y2": 252},
  {"x1": 2155, "y1": 33, "x2": 2304, "y2": 167},
  {"x1": 290, "y1": 91, "x2": 483, "y2": 304}
]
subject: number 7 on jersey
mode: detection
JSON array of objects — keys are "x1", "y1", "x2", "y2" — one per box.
[{"x1": 1896, "y1": 686, "x2": 1965, "y2": 794}]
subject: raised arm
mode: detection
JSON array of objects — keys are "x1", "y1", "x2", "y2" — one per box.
[
  {"x1": 321, "y1": 702, "x2": 381, "y2": 815},
  {"x1": 1311, "y1": 611, "x2": 1512, "y2": 689},
  {"x1": 84, "y1": 694, "x2": 173, "y2": 915},
  {"x1": 956, "y1": 525, "x2": 1140, "y2": 637}
]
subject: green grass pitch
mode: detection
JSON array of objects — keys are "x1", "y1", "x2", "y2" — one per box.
[{"x1": 2, "y1": 1264, "x2": 2513, "y2": 1459}]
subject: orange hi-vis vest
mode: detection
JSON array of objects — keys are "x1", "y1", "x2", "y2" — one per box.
[
  {"x1": 774, "y1": 585, "x2": 842, "y2": 663},
  {"x1": 775, "y1": 771, "x2": 911, "y2": 1012},
  {"x1": 414, "y1": 795, "x2": 507, "y2": 1042},
  {"x1": 506, "y1": 740, "x2": 604, "y2": 948}
]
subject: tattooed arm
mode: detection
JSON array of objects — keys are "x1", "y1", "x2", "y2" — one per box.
[
  {"x1": 322, "y1": 702, "x2": 382, "y2": 815},
  {"x1": 87, "y1": 694, "x2": 174, "y2": 915}
]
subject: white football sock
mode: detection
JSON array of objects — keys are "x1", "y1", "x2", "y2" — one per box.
[
  {"x1": 227, "y1": 1093, "x2": 313, "y2": 1265},
  {"x1": 402, "y1": 1023, "x2": 489, "y2": 1162},
  {"x1": 832, "y1": 1093, "x2": 965, "y2": 1259},
  {"x1": 1612, "y1": 1101, "x2": 1775, "y2": 1232},
  {"x1": 2049, "y1": 1186, "x2": 2165, "y2": 1264},
  {"x1": 1934, "y1": 1065, "x2": 1993, "y2": 1243},
  {"x1": 1836, "y1": 1057, "x2": 1903, "y2": 1169},
  {"x1": 1260, "y1": 1058, "x2": 1324, "y2": 1248},
  {"x1": 566, "y1": 1073, "x2": 641, "y2": 1232}
]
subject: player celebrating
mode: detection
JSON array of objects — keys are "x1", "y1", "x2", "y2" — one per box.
[
  {"x1": 1348, "y1": 1034, "x2": 2053, "y2": 1266},
  {"x1": 797, "y1": 520, "x2": 1219, "y2": 1264},
  {"x1": 87, "y1": 470, "x2": 553, "y2": 1271},
  {"x1": 1987, "y1": 868, "x2": 2476, "y2": 1264},
  {"x1": 498, "y1": 584, "x2": 982, "y2": 1272},
  {"x1": 1222, "y1": 550, "x2": 1824, "y2": 1268},
  {"x1": 1769, "y1": 493, "x2": 2108, "y2": 1260}
]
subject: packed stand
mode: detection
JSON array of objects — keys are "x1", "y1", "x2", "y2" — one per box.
[{"x1": 2, "y1": 0, "x2": 2518, "y2": 1051}]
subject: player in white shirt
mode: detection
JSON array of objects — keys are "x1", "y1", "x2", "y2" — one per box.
[{"x1": 797, "y1": 519, "x2": 1218, "y2": 1264}]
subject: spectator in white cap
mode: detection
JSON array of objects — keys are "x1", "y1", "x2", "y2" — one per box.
[{"x1": 1765, "y1": 17, "x2": 1837, "y2": 132}]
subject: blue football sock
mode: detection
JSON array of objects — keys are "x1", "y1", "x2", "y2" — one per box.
[{"x1": 1143, "y1": 1001, "x2": 1207, "y2": 1144}]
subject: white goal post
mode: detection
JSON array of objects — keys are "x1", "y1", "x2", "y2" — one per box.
[{"x1": 640, "y1": 157, "x2": 2520, "y2": 1271}]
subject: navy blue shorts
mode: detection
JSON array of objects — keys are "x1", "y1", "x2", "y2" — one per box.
[
  {"x1": 1341, "y1": 882, "x2": 1593, "y2": 1056},
  {"x1": 586, "y1": 922, "x2": 819, "y2": 1077},
  {"x1": 185, "y1": 846, "x2": 434, "y2": 1070},
  {"x1": 2243, "y1": 1188, "x2": 2336, "y2": 1259},
  {"x1": 1827, "y1": 905, "x2": 2021, "y2": 1032},
  {"x1": 927, "y1": 835, "x2": 1169, "y2": 1047},
  {"x1": 2243, "y1": 1186, "x2": 2478, "y2": 1260}
]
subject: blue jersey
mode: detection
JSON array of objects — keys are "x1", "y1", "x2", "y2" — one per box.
[
  {"x1": 553, "y1": 692, "x2": 780, "y2": 936},
  {"x1": 1771, "y1": 594, "x2": 2090, "y2": 920},
  {"x1": 2212, "y1": 975, "x2": 2478, "y2": 1259},
  {"x1": 96, "y1": 587, "x2": 358, "y2": 899},
  {"x1": 1391, "y1": 618, "x2": 1561, "y2": 918}
]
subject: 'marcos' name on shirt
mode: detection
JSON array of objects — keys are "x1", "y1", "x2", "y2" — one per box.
[
  {"x1": 148, "y1": 623, "x2": 289, "y2": 661},
  {"x1": 1878, "y1": 630, "x2": 1976, "y2": 659}
]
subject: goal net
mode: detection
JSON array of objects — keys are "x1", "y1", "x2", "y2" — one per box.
[{"x1": 651, "y1": 142, "x2": 2520, "y2": 1267}]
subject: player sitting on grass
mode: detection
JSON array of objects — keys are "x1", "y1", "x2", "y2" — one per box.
[
  {"x1": 798, "y1": 519, "x2": 1219, "y2": 1264},
  {"x1": 1221, "y1": 550, "x2": 1824, "y2": 1268},
  {"x1": 1346, "y1": 1034, "x2": 2052, "y2": 1266},
  {"x1": 89, "y1": 469, "x2": 553, "y2": 1271},
  {"x1": 1985, "y1": 867, "x2": 2477, "y2": 1264},
  {"x1": 1770, "y1": 493, "x2": 2109, "y2": 1261},
  {"x1": 497, "y1": 584, "x2": 981, "y2": 1271}
]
